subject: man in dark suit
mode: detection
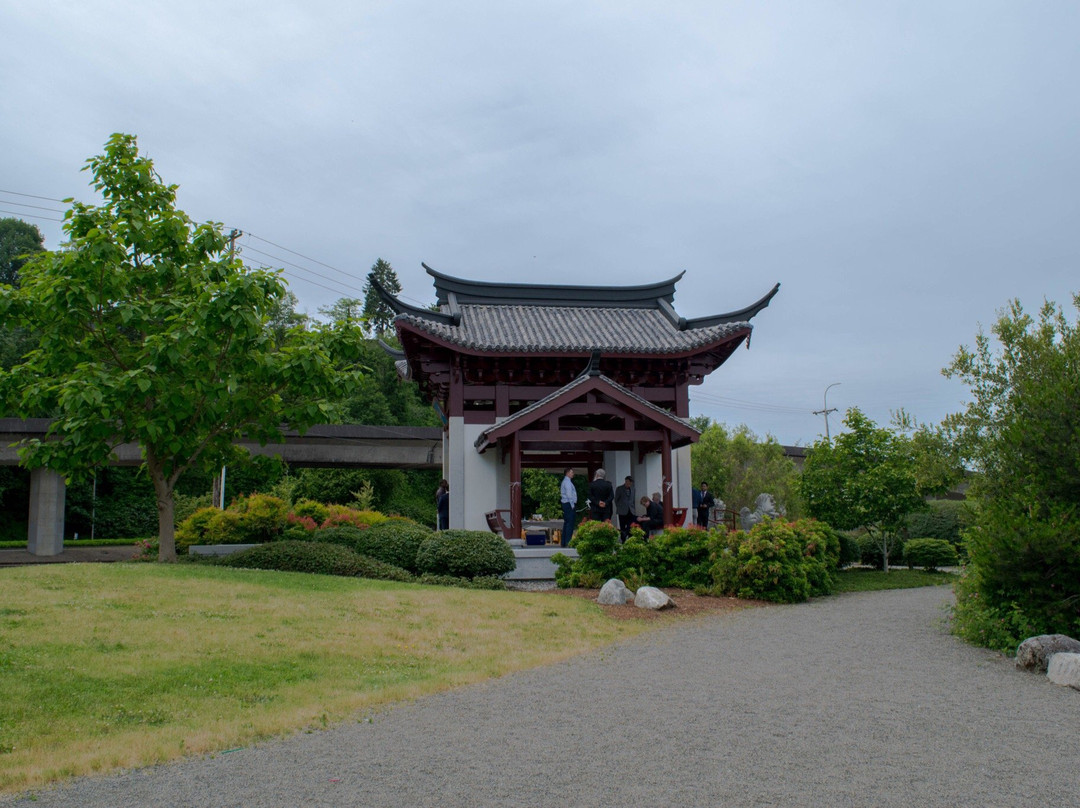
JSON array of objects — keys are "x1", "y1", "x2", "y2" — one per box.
[{"x1": 613, "y1": 475, "x2": 635, "y2": 541}]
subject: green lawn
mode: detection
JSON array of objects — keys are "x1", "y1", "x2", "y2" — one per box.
[
  {"x1": 0, "y1": 563, "x2": 650, "y2": 795},
  {"x1": 835, "y1": 567, "x2": 956, "y2": 592}
]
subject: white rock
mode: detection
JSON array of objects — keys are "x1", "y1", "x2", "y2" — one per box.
[
  {"x1": 1047, "y1": 653, "x2": 1080, "y2": 691},
  {"x1": 597, "y1": 579, "x2": 635, "y2": 605},
  {"x1": 634, "y1": 586, "x2": 675, "y2": 610}
]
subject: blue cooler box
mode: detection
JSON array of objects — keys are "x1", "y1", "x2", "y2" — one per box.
[{"x1": 524, "y1": 531, "x2": 547, "y2": 546}]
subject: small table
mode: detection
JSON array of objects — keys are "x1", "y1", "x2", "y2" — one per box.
[{"x1": 522, "y1": 519, "x2": 564, "y2": 545}]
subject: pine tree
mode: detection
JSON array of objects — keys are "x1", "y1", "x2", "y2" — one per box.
[{"x1": 362, "y1": 258, "x2": 401, "y2": 337}]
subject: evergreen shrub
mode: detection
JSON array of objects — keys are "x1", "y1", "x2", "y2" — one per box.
[
  {"x1": 903, "y1": 538, "x2": 958, "y2": 571},
  {"x1": 904, "y1": 500, "x2": 971, "y2": 546},
  {"x1": 837, "y1": 531, "x2": 862, "y2": 567},
  {"x1": 415, "y1": 530, "x2": 516, "y2": 579},
  {"x1": 648, "y1": 526, "x2": 713, "y2": 588},
  {"x1": 711, "y1": 518, "x2": 809, "y2": 603},
  {"x1": 552, "y1": 520, "x2": 624, "y2": 587},
  {"x1": 229, "y1": 493, "x2": 289, "y2": 542},
  {"x1": 320, "y1": 505, "x2": 386, "y2": 529},
  {"x1": 175, "y1": 507, "x2": 221, "y2": 553},
  {"x1": 857, "y1": 532, "x2": 906, "y2": 570},
  {"x1": 710, "y1": 518, "x2": 840, "y2": 603},
  {"x1": 348, "y1": 517, "x2": 432, "y2": 573},
  {"x1": 384, "y1": 498, "x2": 436, "y2": 528},
  {"x1": 305, "y1": 525, "x2": 370, "y2": 553},
  {"x1": 291, "y1": 499, "x2": 329, "y2": 524},
  {"x1": 960, "y1": 501, "x2": 1080, "y2": 637}
]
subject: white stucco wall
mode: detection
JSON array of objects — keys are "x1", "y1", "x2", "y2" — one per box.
[{"x1": 447, "y1": 418, "x2": 504, "y2": 531}]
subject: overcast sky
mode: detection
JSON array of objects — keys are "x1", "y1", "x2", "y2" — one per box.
[{"x1": 2, "y1": 1, "x2": 1077, "y2": 446}]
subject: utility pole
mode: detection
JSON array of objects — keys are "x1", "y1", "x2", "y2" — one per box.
[
  {"x1": 813, "y1": 382, "x2": 841, "y2": 442},
  {"x1": 212, "y1": 229, "x2": 243, "y2": 508}
]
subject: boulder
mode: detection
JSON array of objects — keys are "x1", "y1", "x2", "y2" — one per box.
[
  {"x1": 597, "y1": 579, "x2": 635, "y2": 605},
  {"x1": 1046, "y1": 653, "x2": 1080, "y2": 690},
  {"x1": 634, "y1": 586, "x2": 676, "y2": 610},
  {"x1": 1015, "y1": 634, "x2": 1080, "y2": 672}
]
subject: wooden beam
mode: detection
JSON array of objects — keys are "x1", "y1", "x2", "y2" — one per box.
[{"x1": 517, "y1": 430, "x2": 665, "y2": 443}]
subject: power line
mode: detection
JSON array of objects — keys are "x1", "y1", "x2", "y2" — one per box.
[
  {"x1": 244, "y1": 232, "x2": 362, "y2": 282},
  {"x1": 243, "y1": 256, "x2": 359, "y2": 298},
  {"x1": 0, "y1": 199, "x2": 65, "y2": 214},
  {"x1": 0, "y1": 208, "x2": 64, "y2": 223},
  {"x1": 0, "y1": 189, "x2": 66, "y2": 203},
  {"x1": 693, "y1": 390, "x2": 811, "y2": 415},
  {"x1": 239, "y1": 241, "x2": 365, "y2": 299}
]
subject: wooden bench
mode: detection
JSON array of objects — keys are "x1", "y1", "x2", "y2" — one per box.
[{"x1": 484, "y1": 509, "x2": 516, "y2": 540}]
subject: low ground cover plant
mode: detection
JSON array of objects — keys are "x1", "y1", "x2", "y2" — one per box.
[
  {"x1": 214, "y1": 540, "x2": 414, "y2": 581},
  {"x1": 834, "y1": 567, "x2": 955, "y2": 593}
]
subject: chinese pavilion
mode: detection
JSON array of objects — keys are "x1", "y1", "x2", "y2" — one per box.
[{"x1": 376, "y1": 264, "x2": 778, "y2": 535}]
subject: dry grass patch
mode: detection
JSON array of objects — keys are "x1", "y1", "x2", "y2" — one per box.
[{"x1": 0, "y1": 563, "x2": 648, "y2": 794}]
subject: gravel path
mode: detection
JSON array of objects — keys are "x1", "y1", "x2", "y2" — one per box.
[{"x1": 7, "y1": 587, "x2": 1079, "y2": 807}]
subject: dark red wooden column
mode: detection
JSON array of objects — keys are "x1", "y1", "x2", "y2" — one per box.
[
  {"x1": 661, "y1": 428, "x2": 673, "y2": 526},
  {"x1": 509, "y1": 431, "x2": 522, "y2": 538}
]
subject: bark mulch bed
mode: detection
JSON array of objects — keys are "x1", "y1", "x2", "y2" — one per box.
[{"x1": 538, "y1": 586, "x2": 758, "y2": 620}]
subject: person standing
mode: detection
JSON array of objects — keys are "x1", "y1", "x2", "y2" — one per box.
[
  {"x1": 560, "y1": 467, "x2": 577, "y2": 547},
  {"x1": 588, "y1": 468, "x2": 615, "y2": 523},
  {"x1": 435, "y1": 479, "x2": 450, "y2": 531},
  {"x1": 613, "y1": 475, "x2": 635, "y2": 541},
  {"x1": 696, "y1": 481, "x2": 715, "y2": 529}
]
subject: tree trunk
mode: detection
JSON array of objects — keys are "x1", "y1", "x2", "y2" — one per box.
[
  {"x1": 147, "y1": 457, "x2": 177, "y2": 562},
  {"x1": 880, "y1": 530, "x2": 890, "y2": 573}
]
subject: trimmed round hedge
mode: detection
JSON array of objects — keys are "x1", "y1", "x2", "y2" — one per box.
[
  {"x1": 347, "y1": 518, "x2": 433, "y2": 573},
  {"x1": 305, "y1": 525, "x2": 369, "y2": 553},
  {"x1": 415, "y1": 530, "x2": 516, "y2": 579},
  {"x1": 214, "y1": 540, "x2": 413, "y2": 581},
  {"x1": 903, "y1": 538, "x2": 958, "y2": 571}
]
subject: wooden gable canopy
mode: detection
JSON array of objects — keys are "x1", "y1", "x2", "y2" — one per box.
[
  {"x1": 475, "y1": 371, "x2": 699, "y2": 456},
  {"x1": 475, "y1": 367, "x2": 700, "y2": 531}
]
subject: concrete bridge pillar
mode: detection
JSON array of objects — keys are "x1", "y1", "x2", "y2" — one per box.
[{"x1": 28, "y1": 468, "x2": 66, "y2": 556}]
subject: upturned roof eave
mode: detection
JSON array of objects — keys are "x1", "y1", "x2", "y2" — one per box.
[{"x1": 423, "y1": 262, "x2": 686, "y2": 307}]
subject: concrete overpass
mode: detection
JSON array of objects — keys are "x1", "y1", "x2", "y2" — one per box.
[{"x1": 0, "y1": 419, "x2": 444, "y2": 555}]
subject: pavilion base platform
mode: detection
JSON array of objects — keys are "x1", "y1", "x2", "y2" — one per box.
[{"x1": 505, "y1": 543, "x2": 578, "y2": 581}]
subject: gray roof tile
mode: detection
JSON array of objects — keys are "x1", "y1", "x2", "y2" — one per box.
[{"x1": 397, "y1": 305, "x2": 749, "y2": 354}]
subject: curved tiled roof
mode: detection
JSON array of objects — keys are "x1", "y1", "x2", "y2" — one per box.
[{"x1": 396, "y1": 305, "x2": 750, "y2": 355}]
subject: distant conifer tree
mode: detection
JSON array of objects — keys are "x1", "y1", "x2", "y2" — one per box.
[{"x1": 362, "y1": 258, "x2": 401, "y2": 337}]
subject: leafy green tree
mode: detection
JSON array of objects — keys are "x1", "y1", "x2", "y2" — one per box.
[
  {"x1": 690, "y1": 420, "x2": 801, "y2": 516},
  {"x1": 943, "y1": 295, "x2": 1080, "y2": 638},
  {"x1": 800, "y1": 408, "x2": 931, "y2": 572},
  {"x1": 0, "y1": 218, "x2": 44, "y2": 370},
  {"x1": 318, "y1": 297, "x2": 363, "y2": 326},
  {"x1": 891, "y1": 409, "x2": 965, "y2": 496},
  {"x1": 0, "y1": 217, "x2": 44, "y2": 287},
  {"x1": 0, "y1": 134, "x2": 366, "y2": 560},
  {"x1": 362, "y1": 258, "x2": 401, "y2": 337}
]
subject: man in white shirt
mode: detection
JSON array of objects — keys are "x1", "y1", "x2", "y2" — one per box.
[{"x1": 560, "y1": 467, "x2": 577, "y2": 547}]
